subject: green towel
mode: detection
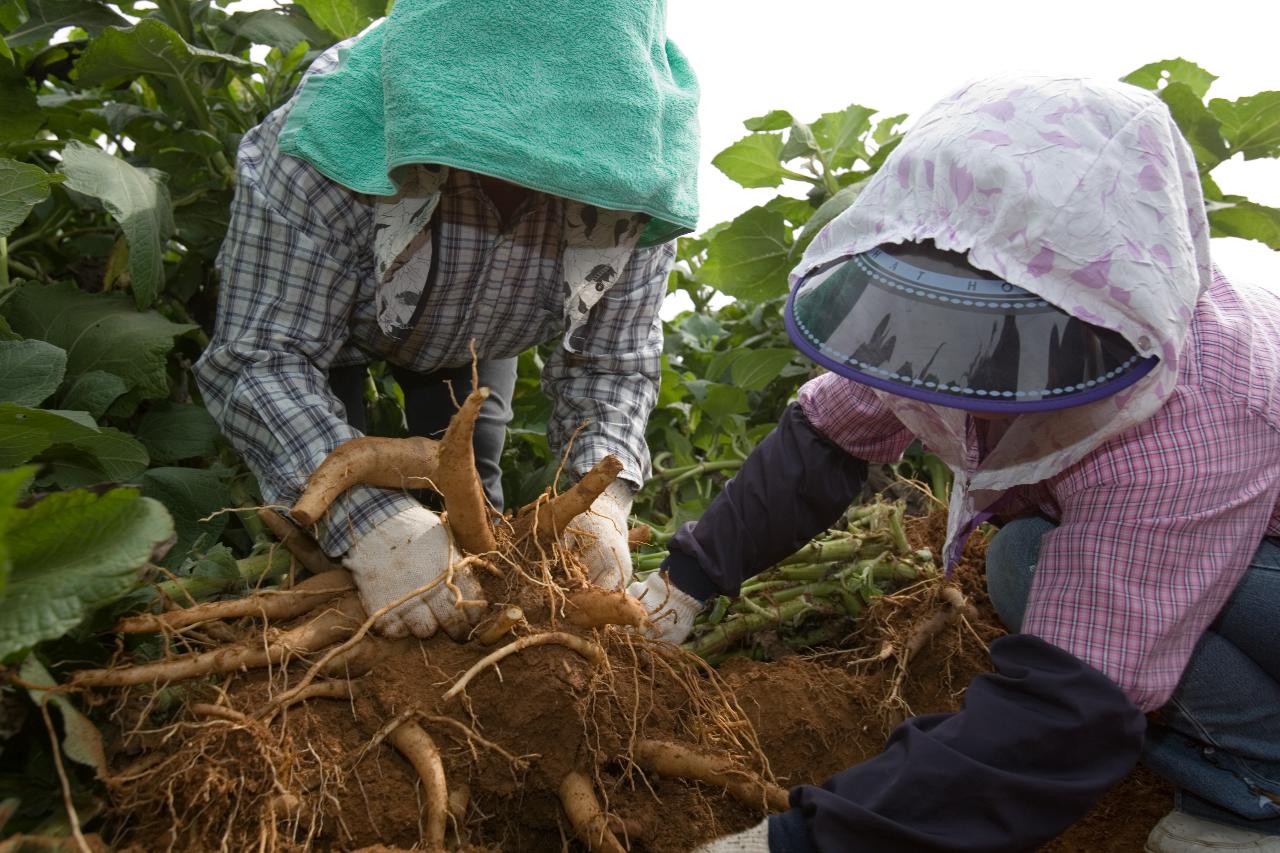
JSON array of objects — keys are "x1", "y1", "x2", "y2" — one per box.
[{"x1": 278, "y1": 0, "x2": 700, "y2": 246}]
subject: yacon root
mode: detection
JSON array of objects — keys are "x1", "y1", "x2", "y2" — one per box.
[
  {"x1": 514, "y1": 455, "x2": 624, "y2": 549},
  {"x1": 633, "y1": 739, "x2": 789, "y2": 812},
  {"x1": 474, "y1": 606, "x2": 524, "y2": 645},
  {"x1": 116, "y1": 569, "x2": 354, "y2": 634},
  {"x1": 443, "y1": 632, "x2": 605, "y2": 701},
  {"x1": 73, "y1": 594, "x2": 365, "y2": 688},
  {"x1": 291, "y1": 389, "x2": 497, "y2": 555},
  {"x1": 257, "y1": 507, "x2": 342, "y2": 575},
  {"x1": 558, "y1": 770, "x2": 626, "y2": 853},
  {"x1": 389, "y1": 720, "x2": 449, "y2": 852},
  {"x1": 564, "y1": 588, "x2": 648, "y2": 630}
]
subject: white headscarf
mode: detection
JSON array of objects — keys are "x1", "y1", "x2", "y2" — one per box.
[{"x1": 792, "y1": 76, "x2": 1213, "y2": 566}]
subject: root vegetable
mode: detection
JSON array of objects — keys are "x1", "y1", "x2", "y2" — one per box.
[
  {"x1": 389, "y1": 720, "x2": 448, "y2": 851},
  {"x1": 257, "y1": 508, "x2": 342, "y2": 575},
  {"x1": 188, "y1": 703, "x2": 249, "y2": 724},
  {"x1": 514, "y1": 455, "x2": 623, "y2": 548},
  {"x1": 73, "y1": 595, "x2": 365, "y2": 688},
  {"x1": 626, "y1": 524, "x2": 651, "y2": 550},
  {"x1": 434, "y1": 388, "x2": 498, "y2": 555},
  {"x1": 558, "y1": 770, "x2": 626, "y2": 853},
  {"x1": 564, "y1": 588, "x2": 647, "y2": 630},
  {"x1": 633, "y1": 739, "x2": 788, "y2": 812},
  {"x1": 443, "y1": 632, "x2": 605, "y2": 701},
  {"x1": 116, "y1": 569, "x2": 354, "y2": 634},
  {"x1": 474, "y1": 606, "x2": 524, "y2": 645}
]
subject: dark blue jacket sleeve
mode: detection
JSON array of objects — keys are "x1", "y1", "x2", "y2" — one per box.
[
  {"x1": 663, "y1": 403, "x2": 869, "y2": 602},
  {"x1": 767, "y1": 634, "x2": 1146, "y2": 852}
]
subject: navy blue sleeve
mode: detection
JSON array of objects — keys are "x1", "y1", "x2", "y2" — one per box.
[
  {"x1": 767, "y1": 634, "x2": 1147, "y2": 852},
  {"x1": 663, "y1": 403, "x2": 869, "y2": 602}
]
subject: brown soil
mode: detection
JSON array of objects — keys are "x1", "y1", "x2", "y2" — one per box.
[{"x1": 99, "y1": 508, "x2": 1171, "y2": 852}]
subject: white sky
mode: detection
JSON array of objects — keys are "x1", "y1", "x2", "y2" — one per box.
[{"x1": 667, "y1": 0, "x2": 1280, "y2": 288}]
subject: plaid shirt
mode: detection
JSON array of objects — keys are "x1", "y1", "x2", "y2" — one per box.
[
  {"x1": 195, "y1": 47, "x2": 673, "y2": 556},
  {"x1": 799, "y1": 270, "x2": 1280, "y2": 711}
]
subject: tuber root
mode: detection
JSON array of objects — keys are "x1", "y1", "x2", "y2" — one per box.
[
  {"x1": 514, "y1": 455, "x2": 623, "y2": 549},
  {"x1": 116, "y1": 569, "x2": 354, "y2": 634},
  {"x1": 257, "y1": 508, "x2": 343, "y2": 575},
  {"x1": 564, "y1": 588, "x2": 648, "y2": 630},
  {"x1": 474, "y1": 606, "x2": 524, "y2": 645},
  {"x1": 633, "y1": 739, "x2": 789, "y2": 812},
  {"x1": 388, "y1": 720, "x2": 449, "y2": 852},
  {"x1": 626, "y1": 524, "x2": 652, "y2": 550},
  {"x1": 443, "y1": 632, "x2": 605, "y2": 701},
  {"x1": 558, "y1": 770, "x2": 626, "y2": 853}
]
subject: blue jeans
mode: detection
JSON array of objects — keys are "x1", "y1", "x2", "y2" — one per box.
[{"x1": 987, "y1": 517, "x2": 1280, "y2": 833}]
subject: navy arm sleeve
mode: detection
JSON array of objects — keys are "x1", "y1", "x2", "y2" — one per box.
[
  {"x1": 663, "y1": 403, "x2": 870, "y2": 602},
  {"x1": 767, "y1": 634, "x2": 1147, "y2": 852}
]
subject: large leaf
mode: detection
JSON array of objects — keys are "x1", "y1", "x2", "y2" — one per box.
[
  {"x1": 295, "y1": 0, "x2": 383, "y2": 39},
  {"x1": 729, "y1": 348, "x2": 796, "y2": 391},
  {"x1": 1210, "y1": 91, "x2": 1280, "y2": 161},
  {"x1": 58, "y1": 140, "x2": 174, "y2": 308},
  {"x1": 1209, "y1": 199, "x2": 1280, "y2": 250},
  {"x1": 136, "y1": 401, "x2": 220, "y2": 462},
  {"x1": 697, "y1": 206, "x2": 792, "y2": 302},
  {"x1": 0, "y1": 465, "x2": 36, "y2": 596},
  {"x1": 812, "y1": 104, "x2": 876, "y2": 170},
  {"x1": 2, "y1": 282, "x2": 195, "y2": 402},
  {"x1": 224, "y1": 8, "x2": 332, "y2": 51},
  {"x1": 742, "y1": 109, "x2": 793, "y2": 132},
  {"x1": 140, "y1": 467, "x2": 229, "y2": 567},
  {"x1": 1122, "y1": 58, "x2": 1217, "y2": 99},
  {"x1": 0, "y1": 60, "x2": 42, "y2": 145},
  {"x1": 1159, "y1": 82, "x2": 1228, "y2": 172},
  {"x1": 20, "y1": 657, "x2": 107, "y2": 777},
  {"x1": 0, "y1": 485, "x2": 172, "y2": 659},
  {"x1": 57, "y1": 370, "x2": 127, "y2": 419},
  {"x1": 0, "y1": 340, "x2": 65, "y2": 406},
  {"x1": 0, "y1": 403, "x2": 149, "y2": 483},
  {"x1": 798, "y1": 181, "x2": 865, "y2": 247},
  {"x1": 1, "y1": 0, "x2": 128, "y2": 48},
  {"x1": 712, "y1": 133, "x2": 789, "y2": 189},
  {"x1": 0, "y1": 158, "x2": 60, "y2": 239}
]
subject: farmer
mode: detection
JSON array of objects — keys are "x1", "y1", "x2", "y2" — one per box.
[
  {"x1": 195, "y1": 0, "x2": 699, "y2": 639},
  {"x1": 630, "y1": 76, "x2": 1280, "y2": 852}
]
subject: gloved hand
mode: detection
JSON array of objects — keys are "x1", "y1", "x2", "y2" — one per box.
[
  {"x1": 566, "y1": 479, "x2": 634, "y2": 590},
  {"x1": 625, "y1": 569, "x2": 703, "y2": 644},
  {"x1": 342, "y1": 505, "x2": 486, "y2": 640},
  {"x1": 692, "y1": 819, "x2": 770, "y2": 852}
]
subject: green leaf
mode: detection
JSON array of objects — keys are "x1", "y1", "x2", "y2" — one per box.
[
  {"x1": 712, "y1": 133, "x2": 790, "y2": 189},
  {"x1": 136, "y1": 401, "x2": 220, "y2": 463},
  {"x1": 873, "y1": 113, "x2": 909, "y2": 145},
  {"x1": 743, "y1": 109, "x2": 793, "y2": 131},
  {"x1": 2, "y1": 282, "x2": 195, "y2": 402},
  {"x1": 139, "y1": 467, "x2": 229, "y2": 567},
  {"x1": 0, "y1": 485, "x2": 172, "y2": 659},
  {"x1": 1209, "y1": 91, "x2": 1280, "y2": 161},
  {"x1": 223, "y1": 8, "x2": 331, "y2": 51},
  {"x1": 0, "y1": 340, "x2": 65, "y2": 406},
  {"x1": 1, "y1": 0, "x2": 128, "y2": 48},
  {"x1": 58, "y1": 140, "x2": 174, "y2": 309},
  {"x1": 1209, "y1": 199, "x2": 1280, "y2": 250},
  {"x1": 295, "y1": 0, "x2": 383, "y2": 39},
  {"x1": 683, "y1": 380, "x2": 748, "y2": 422},
  {"x1": 0, "y1": 60, "x2": 42, "y2": 145},
  {"x1": 762, "y1": 195, "x2": 814, "y2": 227},
  {"x1": 799, "y1": 181, "x2": 866, "y2": 246},
  {"x1": 698, "y1": 206, "x2": 792, "y2": 302},
  {"x1": 812, "y1": 104, "x2": 876, "y2": 169},
  {"x1": 1159, "y1": 82, "x2": 1228, "y2": 172},
  {"x1": 19, "y1": 657, "x2": 107, "y2": 777},
  {"x1": 729, "y1": 348, "x2": 795, "y2": 391},
  {"x1": 779, "y1": 121, "x2": 818, "y2": 162},
  {"x1": 57, "y1": 370, "x2": 127, "y2": 419},
  {"x1": 0, "y1": 465, "x2": 37, "y2": 596},
  {"x1": 0, "y1": 403, "x2": 149, "y2": 483},
  {"x1": 0, "y1": 158, "x2": 60, "y2": 239},
  {"x1": 1122, "y1": 58, "x2": 1217, "y2": 99}
]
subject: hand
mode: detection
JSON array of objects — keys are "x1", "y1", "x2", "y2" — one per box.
[
  {"x1": 626, "y1": 570, "x2": 702, "y2": 644},
  {"x1": 566, "y1": 479, "x2": 634, "y2": 590},
  {"x1": 692, "y1": 819, "x2": 769, "y2": 852},
  {"x1": 342, "y1": 505, "x2": 486, "y2": 640}
]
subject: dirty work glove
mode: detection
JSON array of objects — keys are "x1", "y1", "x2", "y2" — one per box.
[
  {"x1": 342, "y1": 505, "x2": 485, "y2": 640},
  {"x1": 692, "y1": 819, "x2": 770, "y2": 852},
  {"x1": 626, "y1": 570, "x2": 702, "y2": 644},
  {"x1": 566, "y1": 479, "x2": 634, "y2": 590}
]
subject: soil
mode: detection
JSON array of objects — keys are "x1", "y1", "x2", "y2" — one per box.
[{"x1": 101, "y1": 508, "x2": 1172, "y2": 852}]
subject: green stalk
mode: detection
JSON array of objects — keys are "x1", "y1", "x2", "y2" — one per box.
[
  {"x1": 0, "y1": 237, "x2": 9, "y2": 292},
  {"x1": 686, "y1": 596, "x2": 816, "y2": 659},
  {"x1": 778, "y1": 536, "x2": 862, "y2": 566},
  {"x1": 139, "y1": 548, "x2": 292, "y2": 607}
]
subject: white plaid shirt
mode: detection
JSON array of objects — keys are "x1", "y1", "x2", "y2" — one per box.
[{"x1": 195, "y1": 47, "x2": 673, "y2": 555}]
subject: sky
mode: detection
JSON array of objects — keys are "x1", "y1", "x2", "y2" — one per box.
[{"x1": 665, "y1": 0, "x2": 1280, "y2": 289}]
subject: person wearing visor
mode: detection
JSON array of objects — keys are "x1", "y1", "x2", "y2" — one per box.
[
  {"x1": 630, "y1": 75, "x2": 1280, "y2": 852},
  {"x1": 195, "y1": 0, "x2": 699, "y2": 639}
]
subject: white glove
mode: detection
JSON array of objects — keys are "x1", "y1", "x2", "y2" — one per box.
[
  {"x1": 692, "y1": 819, "x2": 770, "y2": 852},
  {"x1": 566, "y1": 480, "x2": 634, "y2": 591},
  {"x1": 626, "y1": 570, "x2": 703, "y2": 644},
  {"x1": 342, "y1": 505, "x2": 486, "y2": 640}
]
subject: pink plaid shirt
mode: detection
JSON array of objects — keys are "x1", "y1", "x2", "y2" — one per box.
[{"x1": 798, "y1": 270, "x2": 1280, "y2": 711}]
